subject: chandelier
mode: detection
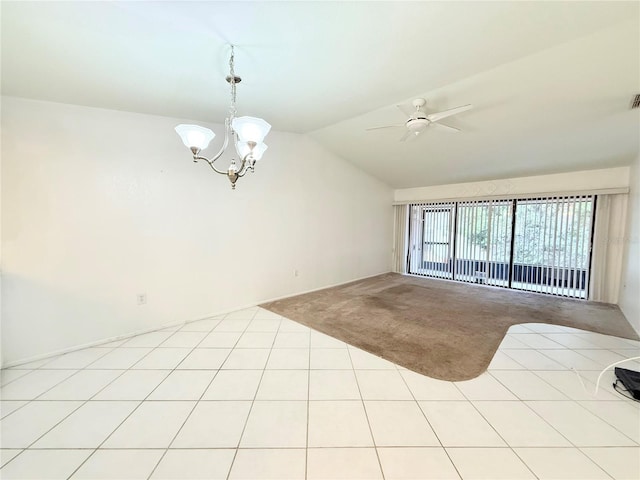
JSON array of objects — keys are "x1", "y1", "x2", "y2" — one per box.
[{"x1": 175, "y1": 45, "x2": 271, "y2": 189}]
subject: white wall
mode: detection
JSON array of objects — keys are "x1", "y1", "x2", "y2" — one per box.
[
  {"x1": 0, "y1": 114, "x2": 3, "y2": 365},
  {"x1": 619, "y1": 153, "x2": 640, "y2": 334},
  {"x1": 394, "y1": 167, "x2": 630, "y2": 203},
  {"x1": 1, "y1": 96, "x2": 393, "y2": 365}
]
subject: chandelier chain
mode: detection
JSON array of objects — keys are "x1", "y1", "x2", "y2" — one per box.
[{"x1": 229, "y1": 45, "x2": 237, "y2": 119}]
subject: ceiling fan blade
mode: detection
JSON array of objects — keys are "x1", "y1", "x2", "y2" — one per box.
[
  {"x1": 397, "y1": 104, "x2": 414, "y2": 117},
  {"x1": 431, "y1": 122, "x2": 460, "y2": 133},
  {"x1": 427, "y1": 104, "x2": 473, "y2": 123},
  {"x1": 399, "y1": 129, "x2": 412, "y2": 142},
  {"x1": 366, "y1": 124, "x2": 405, "y2": 131}
]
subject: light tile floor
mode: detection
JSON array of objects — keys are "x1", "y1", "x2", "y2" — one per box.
[{"x1": 1, "y1": 306, "x2": 639, "y2": 479}]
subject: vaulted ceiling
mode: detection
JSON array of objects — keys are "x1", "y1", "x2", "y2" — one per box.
[{"x1": 2, "y1": 1, "x2": 639, "y2": 188}]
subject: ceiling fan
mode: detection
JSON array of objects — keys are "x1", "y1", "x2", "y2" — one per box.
[{"x1": 367, "y1": 98, "x2": 473, "y2": 141}]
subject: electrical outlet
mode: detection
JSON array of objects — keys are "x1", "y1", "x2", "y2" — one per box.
[{"x1": 137, "y1": 293, "x2": 147, "y2": 305}]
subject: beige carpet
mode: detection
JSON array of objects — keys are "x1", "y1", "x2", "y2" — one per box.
[{"x1": 261, "y1": 273, "x2": 639, "y2": 381}]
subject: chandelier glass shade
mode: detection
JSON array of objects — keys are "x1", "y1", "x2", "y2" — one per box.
[
  {"x1": 231, "y1": 116, "x2": 271, "y2": 144},
  {"x1": 175, "y1": 124, "x2": 216, "y2": 151},
  {"x1": 175, "y1": 45, "x2": 271, "y2": 189}
]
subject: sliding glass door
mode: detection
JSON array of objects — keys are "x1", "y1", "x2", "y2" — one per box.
[
  {"x1": 512, "y1": 196, "x2": 594, "y2": 298},
  {"x1": 407, "y1": 195, "x2": 594, "y2": 299},
  {"x1": 423, "y1": 206, "x2": 454, "y2": 279},
  {"x1": 454, "y1": 200, "x2": 512, "y2": 287},
  {"x1": 408, "y1": 204, "x2": 454, "y2": 279}
]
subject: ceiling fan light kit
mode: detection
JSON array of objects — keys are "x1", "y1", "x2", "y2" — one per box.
[
  {"x1": 174, "y1": 45, "x2": 271, "y2": 189},
  {"x1": 406, "y1": 99, "x2": 430, "y2": 133},
  {"x1": 367, "y1": 97, "x2": 473, "y2": 141}
]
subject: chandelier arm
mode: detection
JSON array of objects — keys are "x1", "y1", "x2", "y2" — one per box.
[
  {"x1": 197, "y1": 118, "x2": 232, "y2": 168},
  {"x1": 193, "y1": 155, "x2": 227, "y2": 175},
  {"x1": 234, "y1": 147, "x2": 249, "y2": 179},
  {"x1": 236, "y1": 158, "x2": 253, "y2": 178},
  {"x1": 233, "y1": 138, "x2": 258, "y2": 177},
  {"x1": 235, "y1": 157, "x2": 250, "y2": 178}
]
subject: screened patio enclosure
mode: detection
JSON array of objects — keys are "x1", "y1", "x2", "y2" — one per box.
[{"x1": 407, "y1": 196, "x2": 595, "y2": 299}]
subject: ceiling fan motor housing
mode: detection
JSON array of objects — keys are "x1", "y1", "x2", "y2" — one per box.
[{"x1": 406, "y1": 117, "x2": 430, "y2": 131}]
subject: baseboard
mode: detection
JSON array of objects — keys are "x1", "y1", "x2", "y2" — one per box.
[
  {"x1": 1, "y1": 318, "x2": 186, "y2": 369},
  {"x1": 257, "y1": 270, "x2": 392, "y2": 305},
  {"x1": 2, "y1": 270, "x2": 391, "y2": 369}
]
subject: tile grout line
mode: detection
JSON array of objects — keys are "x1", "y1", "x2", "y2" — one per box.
[
  {"x1": 486, "y1": 369, "x2": 570, "y2": 402},
  {"x1": 62, "y1": 315, "x2": 227, "y2": 479},
  {"x1": 305, "y1": 321, "x2": 312, "y2": 480},
  {"x1": 573, "y1": 398, "x2": 640, "y2": 443},
  {"x1": 525, "y1": 397, "x2": 640, "y2": 447},
  {"x1": 1, "y1": 344, "x2": 118, "y2": 404},
  {"x1": 451, "y1": 371, "x2": 541, "y2": 479},
  {"x1": 224, "y1": 310, "x2": 285, "y2": 480},
  {"x1": 2, "y1": 332, "x2": 185, "y2": 475},
  {"x1": 577, "y1": 446, "x2": 632, "y2": 479},
  {"x1": 494, "y1": 343, "x2": 640, "y2": 444},
  {"x1": 484, "y1": 366, "x2": 616, "y2": 479},
  {"x1": 0, "y1": 345, "x2": 130, "y2": 469},
  {"x1": 144, "y1": 316, "x2": 245, "y2": 480},
  {"x1": 346, "y1": 346, "x2": 386, "y2": 480},
  {"x1": 396, "y1": 366, "x2": 464, "y2": 480},
  {"x1": 512, "y1": 446, "x2": 613, "y2": 480},
  {"x1": 466, "y1": 377, "x2": 602, "y2": 451},
  {"x1": 535, "y1": 345, "x2": 618, "y2": 371},
  {"x1": 9, "y1": 445, "x2": 635, "y2": 451},
  {"x1": 494, "y1": 341, "x2": 640, "y2": 445},
  {"x1": 1, "y1": 369, "x2": 37, "y2": 389},
  {"x1": 3, "y1": 341, "x2": 167, "y2": 470},
  {"x1": 539, "y1": 332, "x2": 601, "y2": 349}
]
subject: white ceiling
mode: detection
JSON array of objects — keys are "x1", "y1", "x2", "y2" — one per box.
[{"x1": 2, "y1": 1, "x2": 639, "y2": 188}]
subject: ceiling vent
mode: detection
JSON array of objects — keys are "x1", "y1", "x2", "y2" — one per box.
[{"x1": 632, "y1": 94, "x2": 640, "y2": 109}]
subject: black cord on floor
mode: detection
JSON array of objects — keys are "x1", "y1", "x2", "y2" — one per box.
[{"x1": 612, "y1": 379, "x2": 640, "y2": 403}]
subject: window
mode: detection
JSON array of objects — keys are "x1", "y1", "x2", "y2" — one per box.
[
  {"x1": 407, "y1": 196, "x2": 595, "y2": 299},
  {"x1": 512, "y1": 196, "x2": 593, "y2": 298},
  {"x1": 454, "y1": 200, "x2": 512, "y2": 287},
  {"x1": 421, "y1": 205, "x2": 454, "y2": 279}
]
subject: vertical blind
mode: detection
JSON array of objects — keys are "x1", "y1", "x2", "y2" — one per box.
[
  {"x1": 392, "y1": 205, "x2": 409, "y2": 273},
  {"x1": 512, "y1": 196, "x2": 593, "y2": 298},
  {"x1": 408, "y1": 202, "x2": 455, "y2": 279},
  {"x1": 407, "y1": 195, "x2": 595, "y2": 299},
  {"x1": 455, "y1": 200, "x2": 512, "y2": 287},
  {"x1": 589, "y1": 194, "x2": 628, "y2": 303}
]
